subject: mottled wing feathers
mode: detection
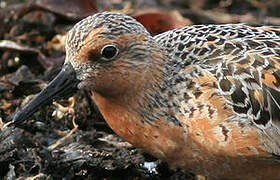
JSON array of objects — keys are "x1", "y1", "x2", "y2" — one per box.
[
  {"x1": 265, "y1": 84, "x2": 280, "y2": 126},
  {"x1": 154, "y1": 24, "x2": 280, "y2": 130},
  {"x1": 219, "y1": 30, "x2": 280, "y2": 129}
]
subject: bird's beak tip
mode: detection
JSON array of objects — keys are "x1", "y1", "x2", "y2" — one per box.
[{"x1": 13, "y1": 63, "x2": 80, "y2": 126}]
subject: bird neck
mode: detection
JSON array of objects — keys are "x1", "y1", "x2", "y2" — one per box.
[
  {"x1": 90, "y1": 46, "x2": 188, "y2": 159},
  {"x1": 91, "y1": 89, "x2": 187, "y2": 162}
]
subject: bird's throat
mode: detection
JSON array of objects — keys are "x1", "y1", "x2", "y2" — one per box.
[{"x1": 91, "y1": 91, "x2": 188, "y2": 163}]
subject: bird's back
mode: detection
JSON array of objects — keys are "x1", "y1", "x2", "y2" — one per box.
[{"x1": 151, "y1": 24, "x2": 280, "y2": 179}]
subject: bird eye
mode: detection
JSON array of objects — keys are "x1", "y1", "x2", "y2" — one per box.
[{"x1": 101, "y1": 44, "x2": 119, "y2": 60}]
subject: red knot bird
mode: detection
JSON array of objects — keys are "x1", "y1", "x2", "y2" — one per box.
[{"x1": 13, "y1": 11, "x2": 280, "y2": 180}]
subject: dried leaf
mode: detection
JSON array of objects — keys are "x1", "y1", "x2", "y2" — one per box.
[
  {"x1": 133, "y1": 9, "x2": 192, "y2": 36},
  {"x1": 35, "y1": 0, "x2": 97, "y2": 20},
  {"x1": 0, "y1": 40, "x2": 40, "y2": 54}
]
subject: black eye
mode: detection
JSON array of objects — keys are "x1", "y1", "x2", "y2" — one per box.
[{"x1": 101, "y1": 44, "x2": 119, "y2": 60}]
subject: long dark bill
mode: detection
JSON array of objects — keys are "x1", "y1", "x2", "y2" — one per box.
[{"x1": 13, "y1": 63, "x2": 80, "y2": 126}]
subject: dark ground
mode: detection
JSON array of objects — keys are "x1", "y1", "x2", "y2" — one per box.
[{"x1": 1, "y1": 0, "x2": 280, "y2": 179}]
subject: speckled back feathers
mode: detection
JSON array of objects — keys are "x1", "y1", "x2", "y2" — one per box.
[{"x1": 154, "y1": 24, "x2": 280, "y2": 127}]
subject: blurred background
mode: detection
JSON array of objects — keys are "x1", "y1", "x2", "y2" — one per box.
[{"x1": 1, "y1": 0, "x2": 280, "y2": 179}]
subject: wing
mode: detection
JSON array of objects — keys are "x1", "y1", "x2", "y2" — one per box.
[
  {"x1": 155, "y1": 24, "x2": 280, "y2": 155},
  {"x1": 199, "y1": 26, "x2": 280, "y2": 127},
  {"x1": 210, "y1": 26, "x2": 280, "y2": 156}
]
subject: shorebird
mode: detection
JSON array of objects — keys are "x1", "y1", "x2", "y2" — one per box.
[{"x1": 13, "y1": 12, "x2": 280, "y2": 179}]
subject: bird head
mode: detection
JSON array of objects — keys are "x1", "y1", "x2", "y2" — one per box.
[{"x1": 13, "y1": 12, "x2": 166, "y2": 125}]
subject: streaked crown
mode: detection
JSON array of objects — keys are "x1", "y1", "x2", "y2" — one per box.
[{"x1": 66, "y1": 12, "x2": 150, "y2": 56}]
